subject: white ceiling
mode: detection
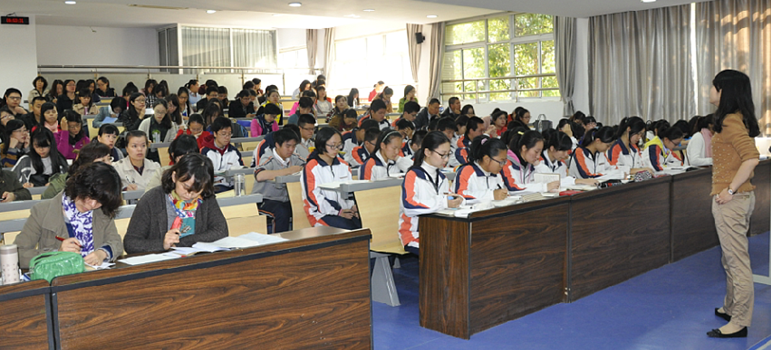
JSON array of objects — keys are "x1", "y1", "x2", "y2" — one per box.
[{"x1": 4, "y1": 0, "x2": 705, "y2": 30}]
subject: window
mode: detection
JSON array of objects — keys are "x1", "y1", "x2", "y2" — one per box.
[
  {"x1": 178, "y1": 26, "x2": 276, "y2": 73},
  {"x1": 331, "y1": 30, "x2": 411, "y2": 97},
  {"x1": 278, "y1": 47, "x2": 308, "y2": 69},
  {"x1": 442, "y1": 13, "x2": 558, "y2": 102}
]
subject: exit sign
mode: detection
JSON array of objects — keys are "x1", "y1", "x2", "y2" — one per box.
[{"x1": 1, "y1": 16, "x2": 29, "y2": 25}]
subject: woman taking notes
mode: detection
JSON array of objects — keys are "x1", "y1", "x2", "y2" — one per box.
[
  {"x1": 399, "y1": 131, "x2": 463, "y2": 254},
  {"x1": 15, "y1": 162, "x2": 124, "y2": 268},
  {"x1": 360, "y1": 129, "x2": 404, "y2": 181},
  {"x1": 643, "y1": 126, "x2": 686, "y2": 171},
  {"x1": 706, "y1": 70, "x2": 760, "y2": 338},
  {"x1": 301, "y1": 127, "x2": 361, "y2": 229},
  {"x1": 568, "y1": 126, "x2": 616, "y2": 179},
  {"x1": 535, "y1": 129, "x2": 599, "y2": 189},
  {"x1": 124, "y1": 153, "x2": 228, "y2": 254},
  {"x1": 607, "y1": 116, "x2": 654, "y2": 175},
  {"x1": 454, "y1": 135, "x2": 509, "y2": 203}
]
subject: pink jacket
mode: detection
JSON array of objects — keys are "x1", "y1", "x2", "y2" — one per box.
[{"x1": 55, "y1": 130, "x2": 90, "y2": 160}]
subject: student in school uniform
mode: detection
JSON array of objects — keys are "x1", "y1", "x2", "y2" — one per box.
[
  {"x1": 568, "y1": 126, "x2": 617, "y2": 179},
  {"x1": 500, "y1": 128, "x2": 557, "y2": 192},
  {"x1": 144, "y1": 135, "x2": 199, "y2": 193},
  {"x1": 250, "y1": 103, "x2": 281, "y2": 137},
  {"x1": 686, "y1": 114, "x2": 714, "y2": 166},
  {"x1": 401, "y1": 129, "x2": 425, "y2": 160},
  {"x1": 394, "y1": 119, "x2": 415, "y2": 141},
  {"x1": 295, "y1": 114, "x2": 316, "y2": 161},
  {"x1": 391, "y1": 101, "x2": 420, "y2": 129},
  {"x1": 357, "y1": 99, "x2": 390, "y2": 130},
  {"x1": 535, "y1": 129, "x2": 599, "y2": 188},
  {"x1": 253, "y1": 128, "x2": 305, "y2": 233},
  {"x1": 453, "y1": 117, "x2": 484, "y2": 166},
  {"x1": 557, "y1": 118, "x2": 580, "y2": 151},
  {"x1": 124, "y1": 153, "x2": 228, "y2": 254},
  {"x1": 643, "y1": 126, "x2": 686, "y2": 172},
  {"x1": 15, "y1": 162, "x2": 124, "y2": 269},
  {"x1": 113, "y1": 130, "x2": 161, "y2": 191},
  {"x1": 607, "y1": 116, "x2": 655, "y2": 175},
  {"x1": 343, "y1": 119, "x2": 379, "y2": 166},
  {"x1": 399, "y1": 131, "x2": 464, "y2": 254},
  {"x1": 360, "y1": 128, "x2": 404, "y2": 181},
  {"x1": 453, "y1": 135, "x2": 509, "y2": 203},
  {"x1": 229, "y1": 89, "x2": 256, "y2": 120},
  {"x1": 348, "y1": 127, "x2": 380, "y2": 168},
  {"x1": 301, "y1": 127, "x2": 362, "y2": 229},
  {"x1": 200, "y1": 117, "x2": 243, "y2": 192}
]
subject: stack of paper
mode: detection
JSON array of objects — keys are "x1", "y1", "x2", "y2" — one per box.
[{"x1": 120, "y1": 254, "x2": 180, "y2": 266}]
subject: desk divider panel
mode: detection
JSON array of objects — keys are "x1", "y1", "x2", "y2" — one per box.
[
  {"x1": 671, "y1": 168, "x2": 719, "y2": 261},
  {"x1": 0, "y1": 280, "x2": 53, "y2": 350},
  {"x1": 51, "y1": 227, "x2": 373, "y2": 350},
  {"x1": 750, "y1": 159, "x2": 771, "y2": 236},
  {"x1": 569, "y1": 177, "x2": 671, "y2": 301}
]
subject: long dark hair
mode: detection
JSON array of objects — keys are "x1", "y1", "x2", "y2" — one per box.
[
  {"x1": 372, "y1": 128, "x2": 404, "y2": 159},
  {"x1": 615, "y1": 116, "x2": 646, "y2": 139},
  {"x1": 165, "y1": 94, "x2": 183, "y2": 125},
  {"x1": 47, "y1": 80, "x2": 64, "y2": 100},
  {"x1": 580, "y1": 126, "x2": 616, "y2": 148},
  {"x1": 347, "y1": 88, "x2": 359, "y2": 107},
  {"x1": 712, "y1": 69, "x2": 760, "y2": 137},
  {"x1": 542, "y1": 128, "x2": 572, "y2": 152},
  {"x1": 152, "y1": 99, "x2": 173, "y2": 129},
  {"x1": 29, "y1": 128, "x2": 68, "y2": 175},
  {"x1": 68, "y1": 142, "x2": 110, "y2": 175},
  {"x1": 412, "y1": 131, "x2": 450, "y2": 168},
  {"x1": 62, "y1": 110, "x2": 86, "y2": 144},
  {"x1": 508, "y1": 128, "x2": 544, "y2": 167},
  {"x1": 468, "y1": 135, "x2": 507, "y2": 165},
  {"x1": 2, "y1": 119, "x2": 25, "y2": 154}
]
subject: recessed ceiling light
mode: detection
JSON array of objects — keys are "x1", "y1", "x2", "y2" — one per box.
[
  {"x1": 206, "y1": 10, "x2": 216, "y2": 14},
  {"x1": 288, "y1": 2, "x2": 302, "y2": 7},
  {"x1": 426, "y1": 15, "x2": 437, "y2": 18},
  {"x1": 363, "y1": 9, "x2": 375, "y2": 12},
  {"x1": 641, "y1": 0, "x2": 656, "y2": 2},
  {"x1": 64, "y1": 0, "x2": 76, "y2": 4}
]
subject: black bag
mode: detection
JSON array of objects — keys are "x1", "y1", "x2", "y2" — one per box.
[{"x1": 533, "y1": 114, "x2": 552, "y2": 133}]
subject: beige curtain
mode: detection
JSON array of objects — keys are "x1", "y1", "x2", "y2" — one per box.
[
  {"x1": 306, "y1": 29, "x2": 318, "y2": 75},
  {"x1": 554, "y1": 16, "x2": 577, "y2": 117},
  {"x1": 427, "y1": 22, "x2": 445, "y2": 103},
  {"x1": 696, "y1": 0, "x2": 771, "y2": 135},
  {"x1": 406, "y1": 24, "x2": 423, "y2": 83},
  {"x1": 588, "y1": 5, "x2": 694, "y2": 125},
  {"x1": 323, "y1": 27, "x2": 335, "y2": 81}
]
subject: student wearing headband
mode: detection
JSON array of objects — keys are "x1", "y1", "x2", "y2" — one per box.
[{"x1": 360, "y1": 129, "x2": 405, "y2": 180}]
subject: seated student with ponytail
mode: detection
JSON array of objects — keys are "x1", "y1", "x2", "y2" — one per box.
[
  {"x1": 360, "y1": 129, "x2": 404, "y2": 180},
  {"x1": 500, "y1": 128, "x2": 557, "y2": 192},
  {"x1": 253, "y1": 128, "x2": 305, "y2": 233},
  {"x1": 399, "y1": 131, "x2": 464, "y2": 254},
  {"x1": 643, "y1": 125, "x2": 686, "y2": 171},
  {"x1": 348, "y1": 127, "x2": 380, "y2": 168},
  {"x1": 536, "y1": 129, "x2": 599, "y2": 188},
  {"x1": 453, "y1": 115, "x2": 469, "y2": 146},
  {"x1": 301, "y1": 127, "x2": 362, "y2": 229},
  {"x1": 453, "y1": 135, "x2": 509, "y2": 203},
  {"x1": 568, "y1": 126, "x2": 617, "y2": 179},
  {"x1": 686, "y1": 114, "x2": 714, "y2": 166},
  {"x1": 402, "y1": 129, "x2": 426, "y2": 160},
  {"x1": 607, "y1": 116, "x2": 655, "y2": 175},
  {"x1": 251, "y1": 103, "x2": 281, "y2": 137}
]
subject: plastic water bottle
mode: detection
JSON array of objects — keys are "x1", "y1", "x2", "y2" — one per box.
[{"x1": 235, "y1": 173, "x2": 245, "y2": 197}]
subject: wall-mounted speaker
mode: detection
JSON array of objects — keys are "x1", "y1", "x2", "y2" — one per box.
[{"x1": 415, "y1": 32, "x2": 425, "y2": 44}]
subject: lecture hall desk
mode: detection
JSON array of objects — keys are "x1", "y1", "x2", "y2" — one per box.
[
  {"x1": 0, "y1": 280, "x2": 53, "y2": 350},
  {"x1": 50, "y1": 226, "x2": 373, "y2": 350}
]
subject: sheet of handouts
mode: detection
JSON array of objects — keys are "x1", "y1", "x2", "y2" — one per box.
[{"x1": 119, "y1": 233, "x2": 288, "y2": 266}]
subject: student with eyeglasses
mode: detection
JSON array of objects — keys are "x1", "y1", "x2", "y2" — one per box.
[
  {"x1": 399, "y1": 131, "x2": 464, "y2": 254},
  {"x1": 295, "y1": 114, "x2": 316, "y2": 161},
  {"x1": 301, "y1": 127, "x2": 361, "y2": 229},
  {"x1": 360, "y1": 129, "x2": 404, "y2": 181},
  {"x1": 200, "y1": 117, "x2": 243, "y2": 192},
  {"x1": 501, "y1": 128, "x2": 559, "y2": 193},
  {"x1": 454, "y1": 135, "x2": 509, "y2": 203},
  {"x1": 342, "y1": 119, "x2": 379, "y2": 166}
]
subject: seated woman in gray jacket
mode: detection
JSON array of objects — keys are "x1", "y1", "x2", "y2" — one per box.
[
  {"x1": 15, "y1": 162, "x2": 124, "y2": 268},
  {"x1": 123, "y1": 153, "x2": 228, "y2": 253}
]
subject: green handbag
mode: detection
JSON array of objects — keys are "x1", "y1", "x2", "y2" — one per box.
[{"x1": 29, "y1": 251, "x2": 85, "y2": 283}]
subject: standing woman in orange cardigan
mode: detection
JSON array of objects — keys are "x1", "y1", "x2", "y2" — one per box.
[{"x1": 707, "y1": 70, "x2": 761, "y2": 338}]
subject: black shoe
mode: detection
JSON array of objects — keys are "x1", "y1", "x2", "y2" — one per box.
[
  {"x1": 715, "y1": 308, "x2": 731, "y2": 322},
  {"x1": 707, "y1": 327, "x2": 747, "y2": 338}
]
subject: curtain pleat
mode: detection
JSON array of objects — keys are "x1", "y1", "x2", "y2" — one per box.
[
  {"x1": 554, "y1": 16, "x2": 577, "y2": 117},
  {"x1": 406, "y1": 24, "x2": 423, "y2": 83},
  {"x1": 306, "y1": 29, "x2": 318, "y2": 75},
  {"x1": 428, "y1": 22, "x2": 446, "y2": 103}
]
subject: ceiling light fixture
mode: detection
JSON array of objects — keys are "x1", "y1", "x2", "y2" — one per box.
[
  {"x1": 64, "y1": 0, "x2": 76, "y2": 4},
  {"x1": 363, "y1": 9, "x2": 375, "y2": 12},
  {"x1": 641, "y1": 0, "x2": 656, "y2": 2},
  {"x1": 345, "y1": 14, "x2": 360, "y2": 18},
  {"x1": 288, "y1": 2, "x2": 302, "y2": 7},
  {"x1": 426, "y1": 15, "x2": 437, "y2": 18},
  {"x1": 207, "y1": 10, "x2": 216, "y2": 14}
]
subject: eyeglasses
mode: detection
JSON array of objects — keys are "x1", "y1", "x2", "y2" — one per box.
[
  {"x1": 7, "y1": 96, "x2": 20, "y2": 101},
  {"x1": 489, "y1": 157, "x2": 507, "y2": 166},
  {"x1": 301, "y1": 126, "x2": 315, "y2": 132},
  {"x1": 135, "y1": 99, "x2": 146, "y2": 104},
  {"x1": 1, "y1": 114, "x2": 12, "y2": 120},
  {"x1": 12, "y1": 128, "x2": 27, "y2": 133},
  {"x1": 217, "y1": 132, "x2": 233, "y2": 138},
  {"x1": 432, "y1": 150, "x2": 451, "y2": 159},
  {"x1": 326, "y1": 143, "x2": 343, "y2": 150}
]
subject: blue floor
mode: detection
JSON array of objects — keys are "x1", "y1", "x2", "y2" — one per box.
[{"x1": 373, "y1": 232, "x2": 771, "y2": 350}]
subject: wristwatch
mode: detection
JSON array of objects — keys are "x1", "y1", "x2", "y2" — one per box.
[{"x1": 727, "y1": 188, "x2": 735, "y2": 195}]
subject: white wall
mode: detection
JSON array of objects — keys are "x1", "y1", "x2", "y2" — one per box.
[
  {"x1": 0, "y1": 16, "x2": 38, "y2": 94},
  {"x1": 277, "y1": 28, "x2": 306, "y2": 49},
  {"x1": 36, "y1": 25, "x2": 158, "y2": 66}
]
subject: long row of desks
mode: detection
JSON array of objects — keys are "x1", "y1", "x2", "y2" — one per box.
[
  {"x1": 419, "y1": 160, "x2": 770, "y2": 339},
  {"x1": 0, "y1": 226, "x2": 373, "y2": 350}
]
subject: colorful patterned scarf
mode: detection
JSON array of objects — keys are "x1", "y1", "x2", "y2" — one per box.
[
  {"x1": 168, "y1": 190, "x2": 201, "y2": 238},
  {"x1": 61, "y1": 194, "x2": 95, "y2": 257}
]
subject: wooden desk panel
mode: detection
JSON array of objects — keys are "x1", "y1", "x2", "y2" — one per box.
[
  {"x1": 0, "y1": 280, "x2": 52, "y2": 350},
  {"x1": 52, "y1": 228, "x2": 372, "y2": 350},
  {"x1": 750, "y1": 159, "x2": 770, "y2": 236},
  {"x1": 671, "y1": 168, "x2": 719, "y2": 261},
  {"x1": 570, "y1": 177, "x2": 671, "y2": 301},
  {"x1": 420, "y1": 198, "x2": 569, "y2": 339}
]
